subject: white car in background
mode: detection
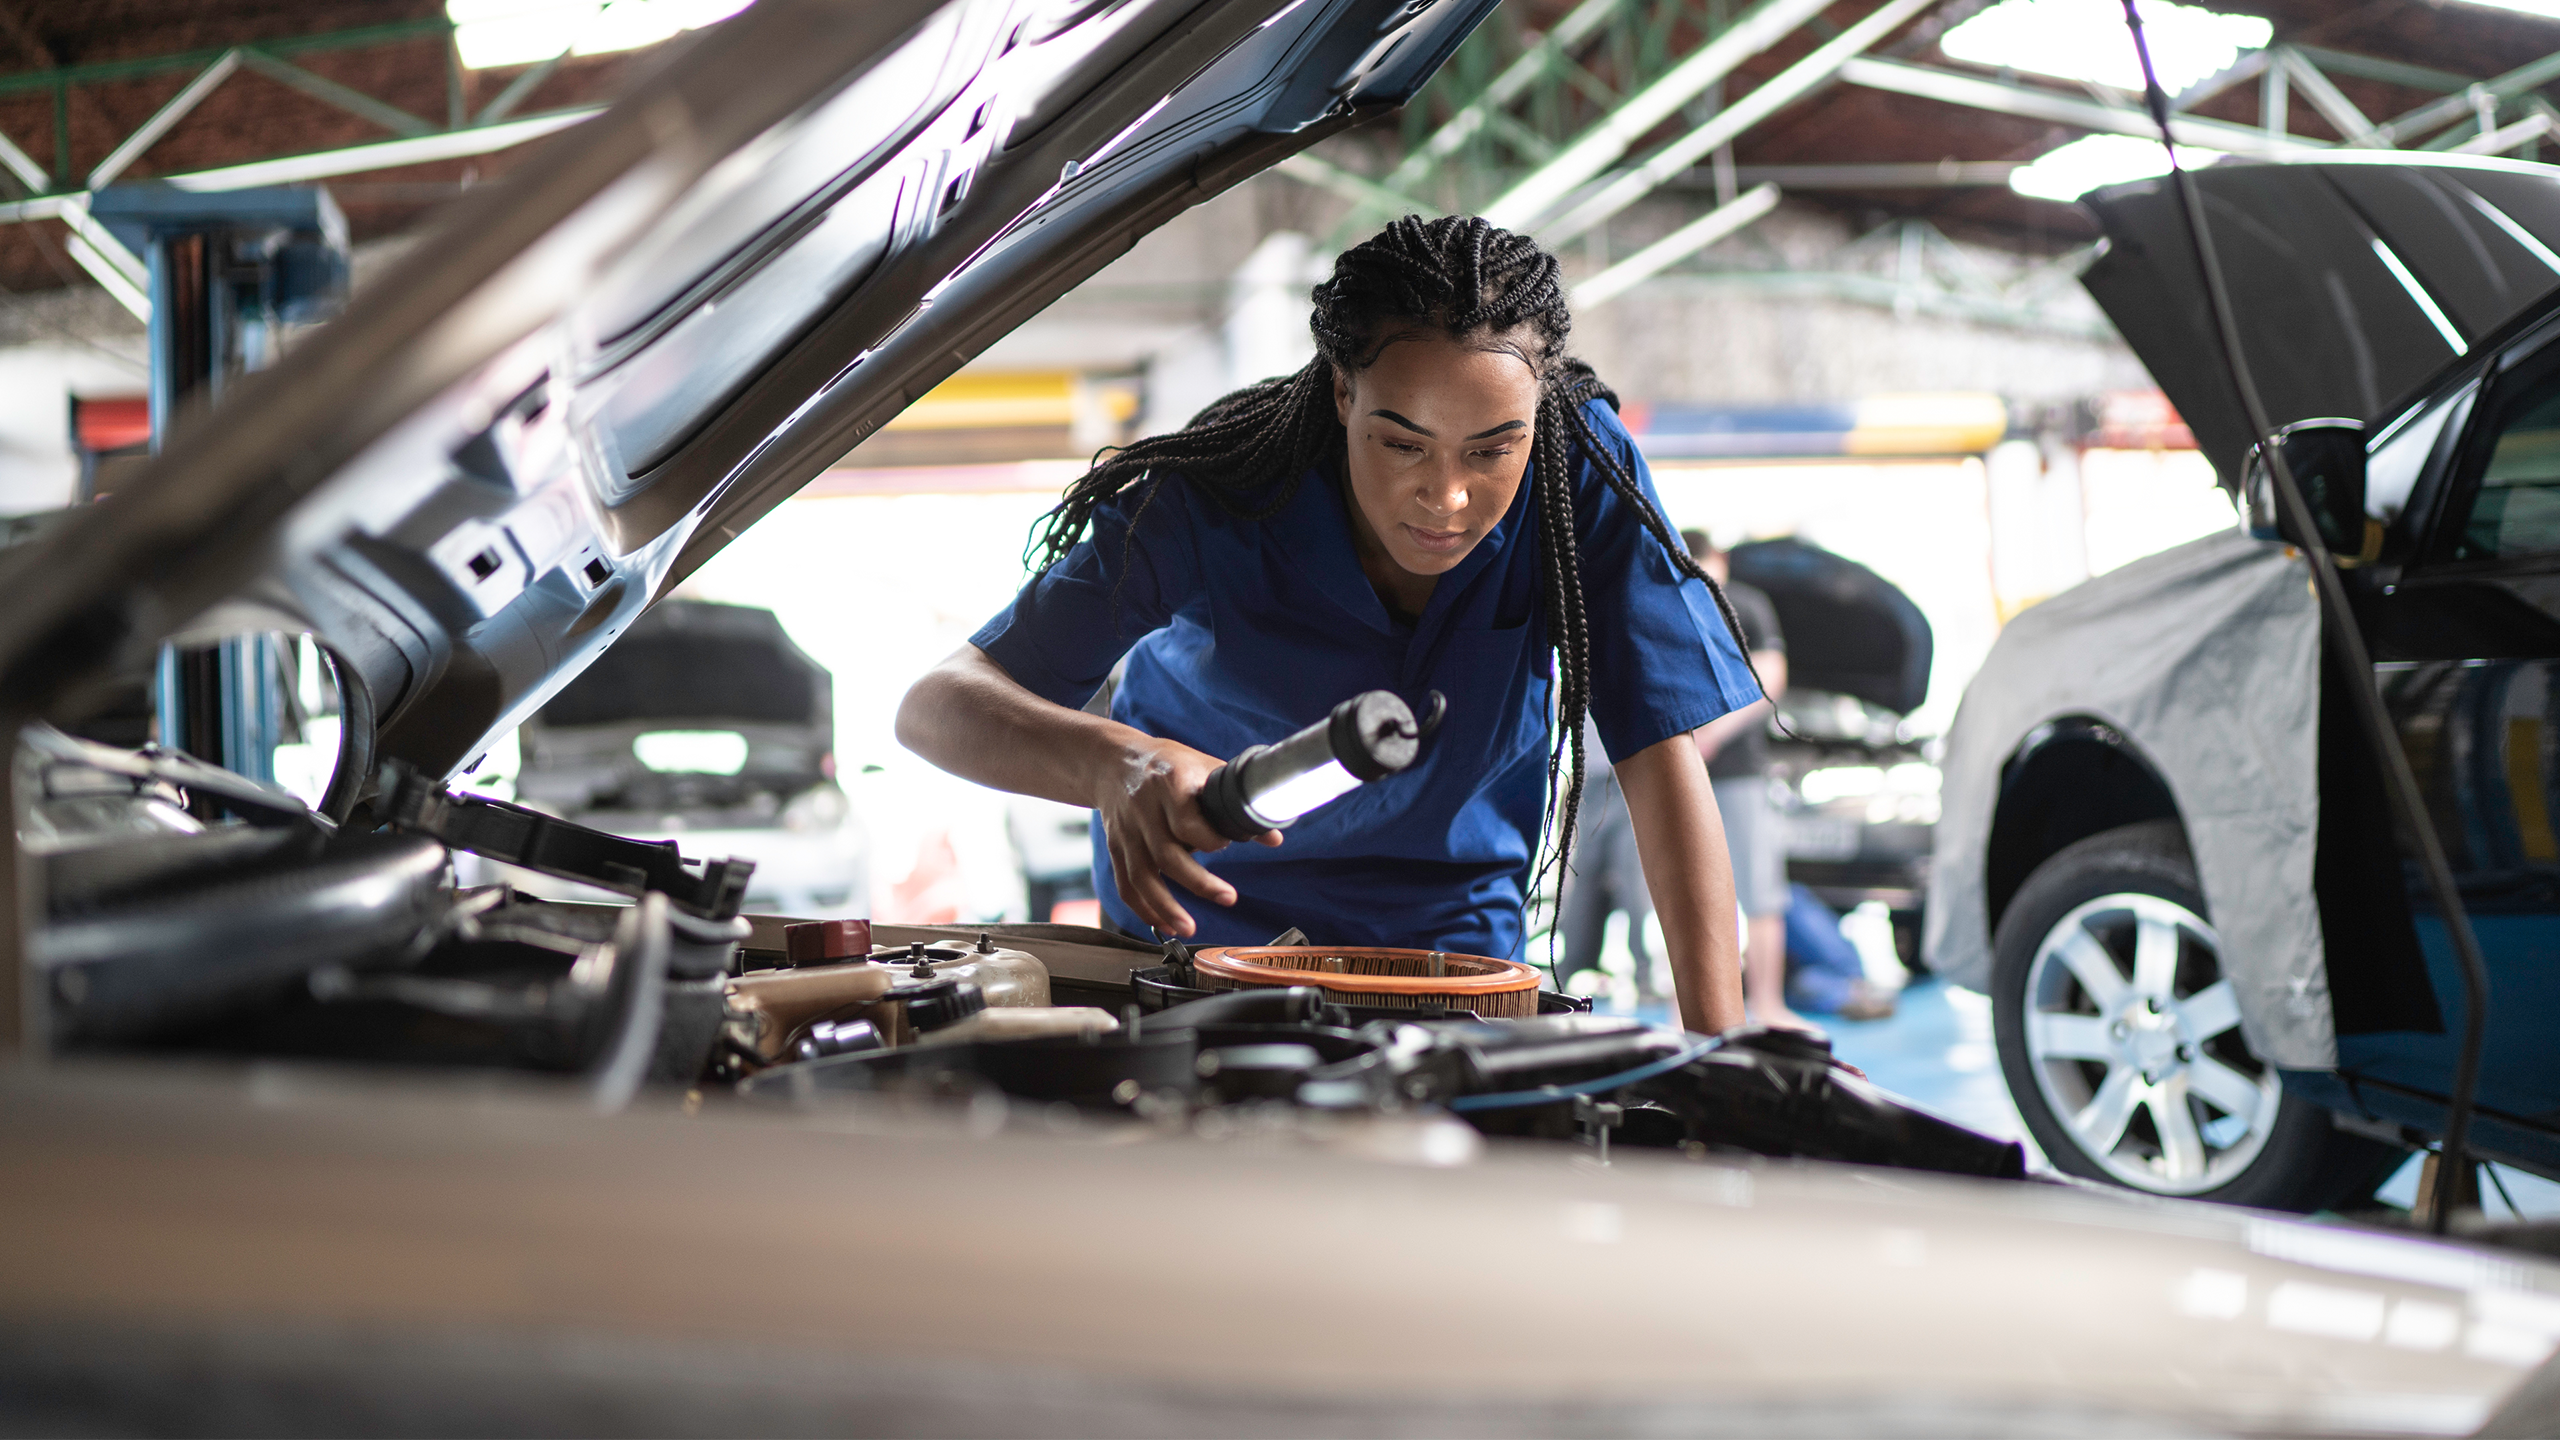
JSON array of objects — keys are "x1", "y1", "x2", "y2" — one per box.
[{"x1": 490, "y1": 599, "x2": 869, "y2": 917}]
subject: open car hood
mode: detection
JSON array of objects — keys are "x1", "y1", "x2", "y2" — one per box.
[
  {"x1": 2081, "y1": 154, "x2": 2560, "y2": 485},
  {"x1": 1728, "y1": 537, "x2": 1931, "y2": 718},
  {"x1": 0, "y1": 0, "x2": 1496, "y2": 789}
]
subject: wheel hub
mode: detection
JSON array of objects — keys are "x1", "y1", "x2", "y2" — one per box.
[{"x1": 2116, "y1": 999, "x2": 2185, "y2": 1083}]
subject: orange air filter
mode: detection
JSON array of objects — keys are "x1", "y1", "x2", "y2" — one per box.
[{"x1": 1188, "y1": 945, "x2": 1541, "y2": 1018}]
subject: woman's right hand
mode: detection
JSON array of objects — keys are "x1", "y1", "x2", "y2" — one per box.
[{"x1": 1092, "y1": 735, "x2": 1282, "y2": 938}]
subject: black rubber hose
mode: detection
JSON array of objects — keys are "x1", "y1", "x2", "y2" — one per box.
[
  {"x1": 39, "y1": 832, "x2": 450, "y2": 1043},
  {"x1": 587, "y1": 893, "x2": 670, "y2": 1114},
  {"x1": 317, "y1": 645, "x2": 375, "y2": 828},
  {"x1": 1145, "y1": 986, "x2": 1344, "y2": 1030}
]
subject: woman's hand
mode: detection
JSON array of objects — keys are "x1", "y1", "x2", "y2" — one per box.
[{"x1": 1092, "y1": 735, "x2": 1282, "y2": 937}]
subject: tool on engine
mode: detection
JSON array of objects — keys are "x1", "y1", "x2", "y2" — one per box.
[{"x1": 1196, "y1": 689, "x2": 1445, "y2": 842}]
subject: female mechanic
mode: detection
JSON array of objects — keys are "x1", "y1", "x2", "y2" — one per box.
[{"x1": 896, "y1": 216, "x2": 1764, "y2": 1034}]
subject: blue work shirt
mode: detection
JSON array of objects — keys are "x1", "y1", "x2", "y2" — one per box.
[{"x1": 969, "y1": 397, "x2": 1760, "y2": 958}]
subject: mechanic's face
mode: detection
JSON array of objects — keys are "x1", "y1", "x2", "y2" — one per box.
[{"x1": 1333, "y1": 330, "x2": 1540, "y2": 580}]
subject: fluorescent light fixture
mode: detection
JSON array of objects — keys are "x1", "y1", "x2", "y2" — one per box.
[
  {"x1": 2009, "y1": 132, "x2": 2226, "y2": 201},
  {"x1": 448, "y1": 0, "x2": 754, "y2": 70},
  {"x1": 1943, "y1": 0, "x2": 2272, "y2": 96}
]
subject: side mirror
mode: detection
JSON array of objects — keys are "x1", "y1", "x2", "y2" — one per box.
[{"x1": 2242, "y1": 419, "x2": 2377, "y2": 564}]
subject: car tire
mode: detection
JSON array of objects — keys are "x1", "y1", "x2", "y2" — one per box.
[{"x1": 1991, "y1": 821, "x2": 2400, "y2": 1211}]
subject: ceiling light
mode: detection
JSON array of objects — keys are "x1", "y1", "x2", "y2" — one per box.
[
  {"x1": 2008, "y1": 132, "x2": 2227, "y2": 202},
  {"x1": 1942, "y1": 0, "x2": 2272, "y2": 96},
  {"x1": 447, "y1": 0, "x2": 754, "y2": 71}
]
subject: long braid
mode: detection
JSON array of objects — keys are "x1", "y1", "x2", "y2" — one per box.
[{"x1": 1031, "y1": 215, "x2": 1773, "y2": 958}]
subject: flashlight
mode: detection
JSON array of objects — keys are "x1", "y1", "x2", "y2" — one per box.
[{"x1": 1196, "y1": 690, "x2": 1445, "y2": 843}]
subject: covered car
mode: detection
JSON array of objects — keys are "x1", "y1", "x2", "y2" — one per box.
[
  {"x1": 8, "y1": 11, "x2": 2560, "y2": 1435},
  {"x1": 1929, "y1": 153, "x2": 2560, "y2": 1212},
  {"x1": 1732, "y1": 535, "x2": 1937, "y2": 967}
]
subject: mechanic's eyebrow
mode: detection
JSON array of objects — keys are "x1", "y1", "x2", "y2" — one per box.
[
  {"x1": 1466, "y1": 419, "x2": 1527, "y2": 439},
  {"x1": 1369, "y1": 408, "x2": 1434, "y2": 437}
]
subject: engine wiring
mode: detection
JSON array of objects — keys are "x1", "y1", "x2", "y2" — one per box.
[{"x1": 2113, "y1": 0, "x2": 2492, "y2": 1233}]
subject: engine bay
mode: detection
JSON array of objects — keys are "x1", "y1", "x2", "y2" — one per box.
[{"x1": 23, "y1": 721, "x2": 2023, "y2": 1183}]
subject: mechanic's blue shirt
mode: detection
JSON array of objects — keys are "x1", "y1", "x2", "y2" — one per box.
[{"x1": 969, "y1": 397, "x2": 1760, "y2": 958}]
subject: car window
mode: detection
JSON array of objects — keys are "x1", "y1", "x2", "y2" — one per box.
[
  {"x1": 2366, "y1": 383, "x2": 2469, "y2": 523},
  {"x1": 2453, "y1": 374, "x2": 2560, "y2": 561}
]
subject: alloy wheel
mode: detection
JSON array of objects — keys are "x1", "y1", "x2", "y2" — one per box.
[{"x1": 2022, "y1": 892, "x2": 2278, "y2": 1194}]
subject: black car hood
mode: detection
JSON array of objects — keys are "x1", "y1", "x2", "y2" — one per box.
[
  {"x1": 1727, "y1": 538, "x2": 1931, "y2": 718},
  {"x1": 0, "y1": 0, "x2": 1496, "y2": 787},
  {"x1": 2081, "y1": 154, "x2": 2560, "y2": 485}
]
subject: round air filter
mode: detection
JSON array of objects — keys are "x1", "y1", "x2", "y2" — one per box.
[{"x1": 1188, "y1": 945, "x2": 1540, "y2": 1018}]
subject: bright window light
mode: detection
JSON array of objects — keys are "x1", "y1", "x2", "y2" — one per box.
[
  {"x1": 1943, "y1": 0, "x2": 2272, "y2": 96},
  {"x1": 633, "y1": 729, "x2": 750, "y2": 775},
  {"x1": 448, "y1": 0, "x2": 755, "y2": 71},
  {"x1": 2009, "y1": 132, "x2": 2228, "y2": 202}
]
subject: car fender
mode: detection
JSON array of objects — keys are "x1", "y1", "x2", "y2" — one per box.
[{"x1": 1925, "y1": 529, "x2": 2333, "y2": 1069}]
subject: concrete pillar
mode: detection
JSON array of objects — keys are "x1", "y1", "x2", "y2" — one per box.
[
  {"x1": 1222, "y1": 230, "x2": 1318, "y2": 392},
  {"x1": 1984, "y1": 431, "x2": 2091, "y2": 621}
]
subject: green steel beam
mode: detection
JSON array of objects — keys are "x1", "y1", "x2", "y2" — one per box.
[
  {"x1": 236, "y1": 49, "x2": 436, "y2": 139},
  {"x1": 2290, "y1": 45, "x2": 2473, "y2": 96},
  {"x1": 0, "y1": 18, "x2": 454, "y2": 101},
  {"x1": 1278, "y1": 153, "x2": 1441, "y2": 221}
]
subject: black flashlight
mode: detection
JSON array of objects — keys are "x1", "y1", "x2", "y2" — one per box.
[{"x1": 1196, "y1": 690, "x2": 1446, "y2": 843}]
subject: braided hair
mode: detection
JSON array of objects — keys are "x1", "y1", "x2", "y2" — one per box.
[{"x1": 1031, "y1": 214, "x2": 1764, "y2": 937}]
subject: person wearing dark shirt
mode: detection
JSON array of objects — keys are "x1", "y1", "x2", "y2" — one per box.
[{"x1": 1685, "y1": 529, "x2": 1803, "y2": 1029}]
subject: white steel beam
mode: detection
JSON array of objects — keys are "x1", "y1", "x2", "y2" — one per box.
[
  {"x1": 2452, "y1": 111, "x2": 2554, "y2": 155},
  {"x1": 2280, "y1": 48, "x2": 2385, "y2": 147},
  {"x1": 1836, "y1": 57, "x2": 2313, "y2": 157},
  {"x1": 0, "y1": 125, "x2": 47, "y2": 194},
  {"x1": 1382, "y1": 0, "x2": 1627, "y2": 193},
  {"x1": 1480, "y1": 0, "x2": 1838, "y2": 231},
  {"x1": 89, "y1": 49, "x2": 244, "y2": 189},
  {"x1": 163, "y1": 108, "x2": 598, "y2": 191},
  {"x1": 55, "y1": 198, "x2": 149, "y2": 320},
  {"x1": 1573, "y1": 181, "x2": 1778, "y2": 304},
  {"x1": 1533, "y1": 0, "x2": 1938, "y2": 244}
]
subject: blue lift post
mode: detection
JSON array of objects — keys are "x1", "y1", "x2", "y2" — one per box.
[{"x1": 89, "y1": 184, "x2": 348, "y2": 794}]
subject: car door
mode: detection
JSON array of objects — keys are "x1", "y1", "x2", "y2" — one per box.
[{"x1": 2340, "y1": 323, "x2": 2560, "y2": 1166}]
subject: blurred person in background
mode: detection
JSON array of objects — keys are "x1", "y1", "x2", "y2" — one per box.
[
  {"x1": 1685, "y1": 529, "x2": 1800, "y2": 1029},
  {"x1": 1553, "y1": 712, "x2": 1657, "y2": 999},
  {"x1": 1782, "y1": 882, "x2": 1897, "y2": 1021}
]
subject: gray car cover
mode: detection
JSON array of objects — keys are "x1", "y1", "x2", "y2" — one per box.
[{"x1": 1925, "y1": 529, "x2": 2332, "y2": 1069}]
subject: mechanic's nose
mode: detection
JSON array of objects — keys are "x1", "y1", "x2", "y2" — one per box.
[{"x1": 1415, "y1": 464, "x2": 1466, "y2": 517}]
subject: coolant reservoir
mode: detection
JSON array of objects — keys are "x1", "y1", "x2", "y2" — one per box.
[
  {"x1": 726, "y1": 963, "x2": 894, "y2": 1062},
  {"x1": 868, "y1": 937, "x2": 1049, "y2": 1008}
]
